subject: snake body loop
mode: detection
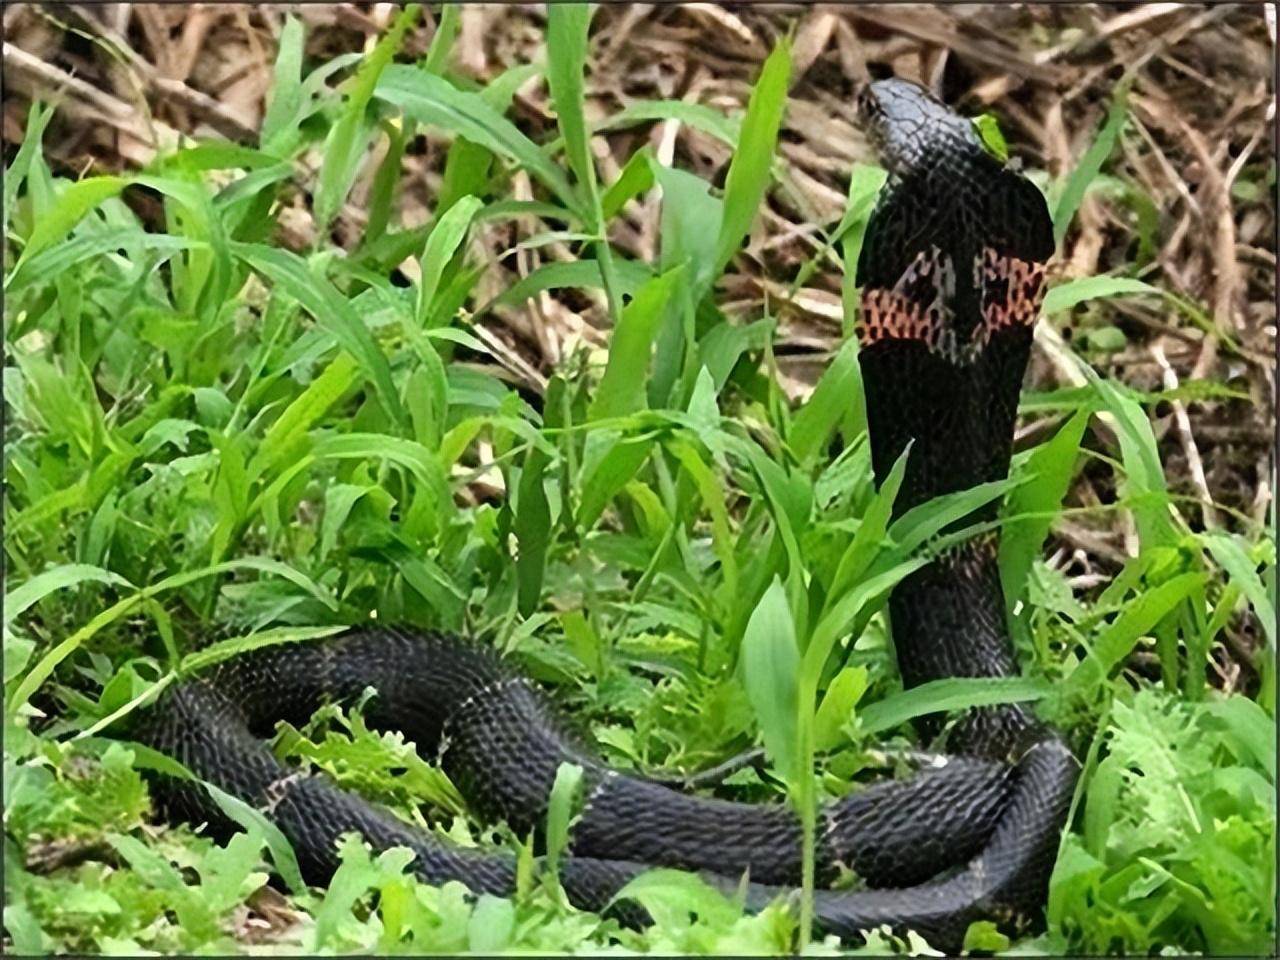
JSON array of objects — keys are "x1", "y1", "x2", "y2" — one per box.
[{"x1": 139, "y1": 78, "x2": 1077, "y2": 952}]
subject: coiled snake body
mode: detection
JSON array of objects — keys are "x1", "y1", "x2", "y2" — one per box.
[{"x1": 140, "y1": 79, "x2": 1078, "y2": 951}]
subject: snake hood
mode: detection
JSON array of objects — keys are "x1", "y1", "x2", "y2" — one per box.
[{"x1": 856, "y1": 78, "x2": 987, "y2": 177}]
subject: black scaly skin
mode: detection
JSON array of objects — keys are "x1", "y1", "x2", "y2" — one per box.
[
  {"x1": 137, "y1": 78, "x2": 1077, "y2": 952},
  {"x1": 142, "y1": 629, "x2": 1014, "y2": 892}
]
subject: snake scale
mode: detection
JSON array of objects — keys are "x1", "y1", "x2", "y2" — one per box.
[{"x1": 138, "y1": 78, "x2": 1079, "y2": 950}]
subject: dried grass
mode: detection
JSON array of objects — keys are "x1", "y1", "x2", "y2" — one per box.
[{"x1": 3, "y1": 1, "x2": 1274, "y2": 575}]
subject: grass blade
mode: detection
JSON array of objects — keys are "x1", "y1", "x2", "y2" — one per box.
[
  {"x1": 546, "y1": 4, "x2": 598, "y2": 216},
  {"x1": 1000, "y1": 410, "x2": 1090, "y2": 616},
  {"x1": 8, "y1": 559, "x2": 336, "y2": 718},
  {"x1": 515, "y1": 447, "x2": 552, "y2": 618},
  {"x1": 1199, "y1": 531, "x2": 1276, "y2": 648},
  {"x1": 789, "y1": 336, "x2": 861, "y2": 467},
  {"x1": 713, "y1": 37, "x2": 790, "y2": 279},
  {"x1": 423, "y1": 4, "x2": 461, "y2": 75},
  {"x1": 4, "y1": 564, "x2": 132, "y2": 628},
  {"x1": 1042, "y1": 275, "x2": 1160, "y2": 315},
  {"x1": 494, "y1": 259, "x2": 652, "y2": 310},
  {"x1": 544, "y1": 761, "x2": 584, "y2": 884},
  {"x1": 259, "y1": 14, "x2": 305, "y2": 154},
  {"x1": 12, "y1": 176, "x2": 128, "y2": 268},
  {"x1": 415, "y1": 194, "x2": 483, "y2": 326},
  {"x1": 1088, "y1": 375, "x2": 1175, "y2": 548},
  {"x1": 858, "y1": 676, "x2": 1052, "y2": 737},
  {"x1": 1052, "y1": 80, "x2": 1129, "y2": 247},
  {"x1": 3, "y1": 100, "x2": 56, "y2": 239},
  {"x1": 376, "y1": 66, "x2": 579, "y2": 215},
  {"x1": 1062, "y1": 571, "x2": 1208, "y2": 701},
  {"x1": 314, "y1": 5, "x2": 421, "y2": 236},
  {"x1": 231, "y1": 241, "x2": 407, "y2": 429}
]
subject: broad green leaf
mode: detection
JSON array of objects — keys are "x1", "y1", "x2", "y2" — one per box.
[
  {"x1": 609, "y1": 868, "x2": 742, "y2": 929},
  {"x1": 804, "y1": 557, "x2": 926, "y2": 683},
  {"x1": 5, "y1": 634, "x2": 35, "y2": 684},
  {"x1": 320, "y1": 484, "x2": 374, "y2": 559},
  {"x1": 430, "y1": 62, "x2": 540, "y2": 218},
  {"x1": 827, "y1": 445, "x2": 908, "y2": 605},
  {"x1": 180, "y1": 625, "x2": 347, "y2": 675},
  {"x1": 857, "y1": 676, "x2": 1052, "y2": 737},
  {"x1": 650, "y1": 161, "x2": 722, "y2": 291},
  {"x1": 203, "y1": 782, "x2": 306, "y2": 895},
  {"x1": 362, "y1": 118, "x2": 410, "y2": 248},
  {"x1": 1199, "y1": 531, "x2": 1276, "y2": 648},
  {"x1": 588, "y1": 265, "x2": 686, "y2": 421},
  {"x1": 668, "y1": 439, "x2": 739, "y2": 609},
  {"x1": 5, "y1": 231, "x2": 200, "y2": 292},
  {"x1": 468, "y1": 895, "x2": 516, "y2": 953},
  {"x1": 311, "y1": 434, "x2": 449, "y2": 505},
  {"x1": 133, "y1": 173, "x2": 231, "y2": 318},
  {"x1": 560, "y1": 610, "x2": 602, "y2": 679},
  {"x1": 158, "y1": 143, "x2": 283, "y2": 174},
  {"x1": 416, "y1": 193, "x2": 483, "y2": 326},
  {"x1": 231, "y1": 241, "x2": 406, "y2": 428},
  {"x1": 696, "y1": 318, "x2": 772, "y2": 392},
  {"x1": 971, "y1": 114, "x2": 1009, "y2": 163},
  {"x1": 577, "y1": 435, "x2": 654, "y2": 531},
  {"x1": 787, "y1": 161, "x2": 887, "y2": 300},
  {"x1": 249, "y1": 351, "x2": 360, "y2": 481},
  {"x1": 741, "y1": 578, "x2": 801, "y2": 784},
  {"x1": 1083, "y1": 752, "x2": 1124, "y2": 857},
  {"x1": 813, "y1": 665, "x2": 868, "y2": 751},
  {"x1": 889, "y1": 477, "x2": 1020, "y2": 558},
  {"x1": 312, "y1": 839, "x2": 415, "y2": 950},
  {"x1": 1205, "y1": 695, "x2": 1276, "y2": 782},
  {"x1": 601, "y1": 146, "x2": 656, "y2": 221},
  {"x1": 597, "y1": 101, "x2": 740, "y2": 147}
]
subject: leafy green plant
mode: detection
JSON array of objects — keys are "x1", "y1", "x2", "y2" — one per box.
[{"x1": 1048, "y1": 688, "x2": 1274, "y2": 955}]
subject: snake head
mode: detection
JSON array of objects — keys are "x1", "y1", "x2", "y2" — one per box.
[{"x1": 855, "y1": 78, "x2": 983, "y2": 177}]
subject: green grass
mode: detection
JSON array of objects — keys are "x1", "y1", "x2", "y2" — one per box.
[{"x1": 4, "y1": 7, "x2": 1275, "y2": 956}]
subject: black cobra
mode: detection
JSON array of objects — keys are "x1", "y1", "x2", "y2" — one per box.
[{"x1": 137, "y1": 78, "x2": 1079, "y2": 951}]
